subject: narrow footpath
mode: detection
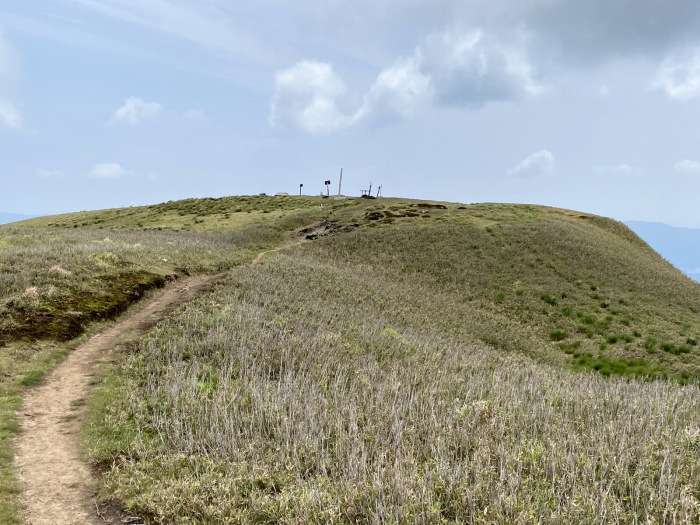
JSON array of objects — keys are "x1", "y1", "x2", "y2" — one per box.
[{"x1": 14, "y1": 273, "x2": 224, "y2": 525}]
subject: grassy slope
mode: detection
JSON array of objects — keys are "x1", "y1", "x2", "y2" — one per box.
[
  {"x1": 1, "y1": 195, "x2": 345, "y2": 345},
  {"x1": 0, "y1": 195, "x2": 344, "y2": 523},
  {"x1": 321, "y1": 202, "x2": 700, "y2": 380},
  {"x1": 3, "y1": 195, "x2": 700, "y2": 523},
  {"x1": 82, "y1": 199, "x2": 700, "y2": 523}
]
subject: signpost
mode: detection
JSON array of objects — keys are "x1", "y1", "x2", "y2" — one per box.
[
  {"x1": 299, "y1": 183, "x2": 303, "y2": 196},
  {"x1": 324, "y1": 180, "x2": 331, "y2": 197}
]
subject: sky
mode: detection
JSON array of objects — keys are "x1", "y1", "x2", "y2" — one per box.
[
  {"x1": 1, "y1": 1, "x2": 700, "y2": 227},
  {"x1": 626, "y1": 221, "x2": 700, "y2": 282}
]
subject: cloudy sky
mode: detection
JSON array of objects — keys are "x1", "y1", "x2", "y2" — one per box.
[{"x1": 2, "y1": 1, "x2": 700, "y2": 227}]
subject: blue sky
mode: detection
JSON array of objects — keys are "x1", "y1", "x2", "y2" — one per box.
[{"x1": 2, "y1": 1, "x2": 700, "y2": 227}]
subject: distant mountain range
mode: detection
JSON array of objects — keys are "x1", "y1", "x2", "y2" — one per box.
[
  {"x1": 0, "y1": 212, "x2": 34, "y2": 225},
  {"x1": 626, "y1": 221, "x2": 700, "y2": 282}
]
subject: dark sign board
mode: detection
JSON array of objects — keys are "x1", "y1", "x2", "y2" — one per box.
[{"x1": 324, "y1": 180, "x2": 331, "y2": 185}]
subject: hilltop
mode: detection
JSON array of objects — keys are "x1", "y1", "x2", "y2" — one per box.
[
  {"x1": 17, "y1": 195, "x2": 700, "y2": 380},
  {"x1": 2, "y1": 195, "x2": 700, "y2": 524}
]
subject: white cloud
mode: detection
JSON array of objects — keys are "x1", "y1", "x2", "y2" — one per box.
[
  {"x1": 289, "y1": 1, "x2": 700, "y2": 68},
  {"x1": 0, "y1": 28, "x2": 18, "y2": 85},
  {"x1": 0, "y1": 100, "x2": 22, "y2": 129},
  {"x1": 89, "y1": 162, "x2": 128, "y2": 179},
  {"x1": 269, "y1": 56, "x2": 433, "y2": 133},
  {"x1": 359, "y1": 56, "x2": 432, "y2": 124},
  {"x1": 674, "y1": 159, "x2": 700, "y2": 173},
  {"x1": 183, "y1": 108, "x2": 205, "y2": 120},
  {"x1": 611, "y1": 164, "x2": 636, "y2": 174},
  {"x1": 507, "y1": 149, "x2": 555, "y2": 176},
  {"x1": 0, "y1": 29, "x2": 22, "y2": 130},
  {"x1": 595, "y1": 163, "x2": 642, "y2": 176},
  {"x1": 353, "y1": 28, "x2": 540, "y2": 124},
  {"x1": 270, "y1": 28, "x2": 541, "y2": 133},
  {"x1": 65, "y1": 1, "x2": 700, "y2": 84},
  {"x1": 652, "y1": 53, "x2": 700, "y2": 101},
  {"x1": 109, "y1": 97, "x2": 163, "y2": 125},
  {"x1": 36, "y1": 168, "x2": 64, "y2": 179},
  {"x1": 70, "y1": 0, "x2": 267, "y2": 61},
  {"x1": 269, "y1": 60, "x2": 354, "y2": 134},
  {"x1": 417, "y1": 29, "x2": 541, "y2": 108}
]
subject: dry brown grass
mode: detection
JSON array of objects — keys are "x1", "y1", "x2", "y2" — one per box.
[{"x1": 88, "y1": 247, "x2": 700, "y2": 524}]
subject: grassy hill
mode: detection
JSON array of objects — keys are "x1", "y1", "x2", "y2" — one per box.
[
  {"x1": 0, "y1": 195, "x2": 342, "y2": 522},
  {"x1": 2, "y1": 195, "x2": 700, "y2": 523}
]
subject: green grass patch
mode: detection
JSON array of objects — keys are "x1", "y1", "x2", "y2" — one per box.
[
  {"x1": 20, "y1": 370, "x2": 45, "y2": 387},
  {"x1": 540, "y1": 293, "x2": 558, "y2": 306},
  {"x1": 558, "y1": 341, "x2": 581, "y2": 354},
  {"x1": 606, "y1": 333, "x2": 634, "y2": 345},
  {"x1": 572, "y1": 353, "x2": 667, "y2": 379},
  {"x1": 549, "y1": 329, "x2": 568, "y2": 341},
  {"x1": 660, "y1": 342, "x2": 692, "y2": 355},
  {"x1": 82, "y1": 346, "x2": 147, "y2": 473}
]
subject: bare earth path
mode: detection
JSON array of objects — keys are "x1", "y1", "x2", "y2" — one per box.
[{"x1": 14, "y1": 273, "x2": 224, "y2": 525}]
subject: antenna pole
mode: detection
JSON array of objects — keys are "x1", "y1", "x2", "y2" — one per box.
[{"x1": 338, "y1": 168, "x2": 343, "y2": 196}]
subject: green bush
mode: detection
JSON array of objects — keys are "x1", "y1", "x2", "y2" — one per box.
[
  {"x1": 660, "y1": 342, "x2": 692, "y2": 355},
  {"x1": 550, "y1": 330, "x2": 568, "y2": 341},
  {"x1": 540, "y1": 293, "x2": 558, "y2": 306}
]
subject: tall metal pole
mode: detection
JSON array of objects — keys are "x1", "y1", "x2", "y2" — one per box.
[{"x1": 338, "y1": 168, "x2": 343, "y2": 196}]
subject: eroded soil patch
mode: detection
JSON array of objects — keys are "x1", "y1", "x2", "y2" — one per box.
[{"x1": 1, "y1": 271, "x2": 170, "y2": 347}]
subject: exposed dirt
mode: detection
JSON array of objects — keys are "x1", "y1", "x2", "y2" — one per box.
[
  {"x1": 14, "y1": 272, "x2": 225, "y2": 525},
  {"x1": 252, "y1": 228, "x2": 309, "y2": 265},
  {"x1": 300, "y1": 218, "x2": 360, "y2": 240},
  {"x1": 1, "y1": 271, "x2": 168, "y2": 347}
]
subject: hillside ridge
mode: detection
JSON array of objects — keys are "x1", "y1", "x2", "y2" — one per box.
[{"x1": 3, "y1": 195, "x2": 700, "y2": 524}]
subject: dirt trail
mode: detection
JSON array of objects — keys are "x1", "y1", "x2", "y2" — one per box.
[
  {"x1": 252, "y1": 229, "x2": 303, "y2": 265},
  {"x1": 14, "y1": 273, "x2": 224, "y2": 525}
]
